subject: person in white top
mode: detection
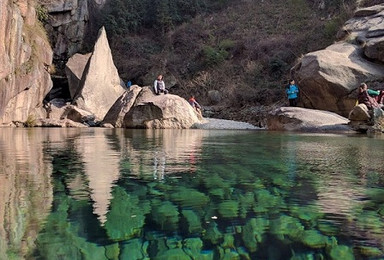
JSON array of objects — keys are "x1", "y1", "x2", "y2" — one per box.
[{"x1": 154, "y1": 74, "x2": 168, "y2": 95}]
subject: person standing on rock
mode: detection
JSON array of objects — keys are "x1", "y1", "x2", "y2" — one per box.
[
  {"x1": 154, "y1": 74, "x2": 168, "y2": 95},
  {"x1": 285, "y1": 79, "x2": 299, "y2": 107}
]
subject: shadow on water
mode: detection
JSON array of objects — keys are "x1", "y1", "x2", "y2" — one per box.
[{"x1": 1, "y1": 128, "x2": 384, "y2": 259}]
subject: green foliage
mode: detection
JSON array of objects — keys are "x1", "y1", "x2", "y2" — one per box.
[
  {"x1": 202, "y1": 46, "x2": 228, "y2": 67},
  {"x1": 35, "y1": 4, "x2": 48, "y2": 23},
  {"x1": 24, "y1": 114, "x2": 36, "y2": 127}
]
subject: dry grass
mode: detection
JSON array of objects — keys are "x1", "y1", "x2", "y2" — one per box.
[{"x1": 109, "y1": 0, "x2": 358, "y2": 109}]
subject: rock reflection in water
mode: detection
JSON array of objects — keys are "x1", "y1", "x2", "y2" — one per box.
[
  {"x1": 1, "y1": 129, "x2": 384, "y2": 259},
  {"x1": 0, "y1": 128, "x2": 54, "y2": 259}
]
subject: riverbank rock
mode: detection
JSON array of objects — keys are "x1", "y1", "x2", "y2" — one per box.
[
  {"x1": 122, "y1": 87, "x2": 202, "y2": 129},
  {"x1": 266, "y1": 107, "x2": 351, "y2": 132},
  {"x1": 293, "y1": 4, "x2": 384, "y2": 117},
  {"x1": 349, "y1": 106, "x2": 384, "y2": 133},
  {"x1": 103, "y1": 85, "x2": 142, "y2": 127},
  {"x1": 72, "y1": 27, "x2": 126, "y2": 120}
]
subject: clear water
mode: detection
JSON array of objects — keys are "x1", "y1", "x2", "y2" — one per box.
[{"x1": 1, "y1": 128, "x2": 384, "y2": 259}]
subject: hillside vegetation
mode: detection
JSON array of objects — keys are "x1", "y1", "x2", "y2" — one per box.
[{"x1": 101, "y1": 0, "x2": 378, "y2": 124}]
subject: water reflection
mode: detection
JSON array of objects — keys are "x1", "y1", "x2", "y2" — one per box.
[{"x1": 0, "y1": 129, "x2": 384, "y2": 259}]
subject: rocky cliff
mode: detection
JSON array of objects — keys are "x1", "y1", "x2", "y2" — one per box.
[
  {"x1": 41, "y1": 0, "x2": 106, "y2": 70},
  {"x1": 0, "y1": 0, "x2": 53, "y2": 125}
]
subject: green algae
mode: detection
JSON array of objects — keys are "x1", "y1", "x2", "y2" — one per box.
[
  {"x1": 153, "y1": 248, "x2": 191, "y2": 260},
  {"x1": 328, "y1": 245, "x2": 354, "y2": 260},
  {"x1": 151, "y1": 201, "x2": 180, "y2": 231},
  {"x1": 181, "y1": 210, "x2": 203, "y2": 235},
  {"x1": 203, "y1": 222, "x2": 223, "y2": 245},
  {"x1": 357, "y1": 245, "x2": 383, "y2": 257},
  {"x1": 170, "y1": 188, "x2": 209, "y2": 208},
  {"x1": 301, "y1": 230, "x2": 328, "y2": 249},
  {"x1": 270, "y1": 215, "x2": 304, "y2": 241},
  {"x1": 242, "y1": 218, "x2": 269, "y2": 252},
  {"x1": 218, "y1": 200, "x2": 239, "y2": 218},
  {"x1": 120, "y1": 239, "x2": 146, "y2": 260},
  {"x1": 104, "y1": 186, "x2": 150, "y2": 241}
]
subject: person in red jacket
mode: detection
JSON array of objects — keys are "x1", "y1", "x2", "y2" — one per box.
[{"x1": 188, "y1": 96, "x2": 202, "y2": 116}]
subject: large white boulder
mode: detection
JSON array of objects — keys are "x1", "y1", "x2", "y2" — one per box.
[{"x1": 122, "y1": 87, "x2": 202, "y2": 129}]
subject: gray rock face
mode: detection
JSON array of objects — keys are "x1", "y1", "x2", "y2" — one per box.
[
  {"x1": 122, "y1": 87, "x2": 202, "y2": 129},
  {"x1": 72, "y1": 27, "x2": 126, "y2": 120},
  {"x1": 266, "y1": 107, "x2": 351, "y2": 132},
  {"x1": 293, "y1": 4, "x2": 384, "y2": 117},
  {"x1": 0, "y1": 0, "x2": 53, "y2": 124},
  {"x1": 42, "y1": 0, "x2": 99, "y2": 62},
  {"x1": 339, "y1": 4, "x2": 384, "y2": 62}
]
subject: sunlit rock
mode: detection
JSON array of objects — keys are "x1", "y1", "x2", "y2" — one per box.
[
  {"x1": 0, "y1": 0, "x2": 53, "y2": 124},
  {"x1": 267, "y1": 107, "x2": 350, "y2": 132},
  {"x1": 123, "y1": 87, "x2": 202, "y2": 129},
  {"x1": 293, "y1": 4, "x2": 384, "y2": 117},
  {"x1": 73, "y1": 27, "x2": 125, "y2": 120}
]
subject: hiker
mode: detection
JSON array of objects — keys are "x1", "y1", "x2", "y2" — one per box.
[
  {"x1": 153, "y1": 74, "x2": 168, "y2": 95},
  {"x1": 357, "y1": 83, "x2": 382, "y2": 110},
  {"x1": 126, "y1": 80, "x2": 132, "y2": 89},
  {"x1": 285, "y1": 79, "x2": 299, "y2": 107},
  {"x1": 188, "y1": 96, "x2": 202, "y2": 116}
]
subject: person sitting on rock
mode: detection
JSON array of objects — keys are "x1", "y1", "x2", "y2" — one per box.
[
  {"x1": 366, "y1": 88, "x2": 384, "y2": 104},
  {"x1": 188, "y1": 96, "x2": 202, "y2": 116},
  {"x1": 154, "y1": 74, "x2": 168, "y2": 95},
  {"x1": 358, "y1": 83, "x2": 382, "y2": 110}
]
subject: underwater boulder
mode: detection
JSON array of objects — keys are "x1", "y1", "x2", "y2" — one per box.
[
  {"x1": 104, "y1": 187, "x2": 150, "y2": 241},
  {"x1": 242, "y1": 218, "x2": 269, "y2": 252},
  {"x1": 181, "y1": 209, "x2": 203, "y2": 235},
  {"x1": 328, "y1": 245, "x2": 354, "y2": 260},
  {"x1": 218, "y1": 201, "x2": 239, "y2": 218},
  {"x1": 301, "y1": 230, "x2": 328, "y2": 249}
]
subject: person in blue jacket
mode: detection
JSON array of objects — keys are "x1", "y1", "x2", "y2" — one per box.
[{"x1": 285, "y1": 79, "x2": 299, "y2": 107}]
